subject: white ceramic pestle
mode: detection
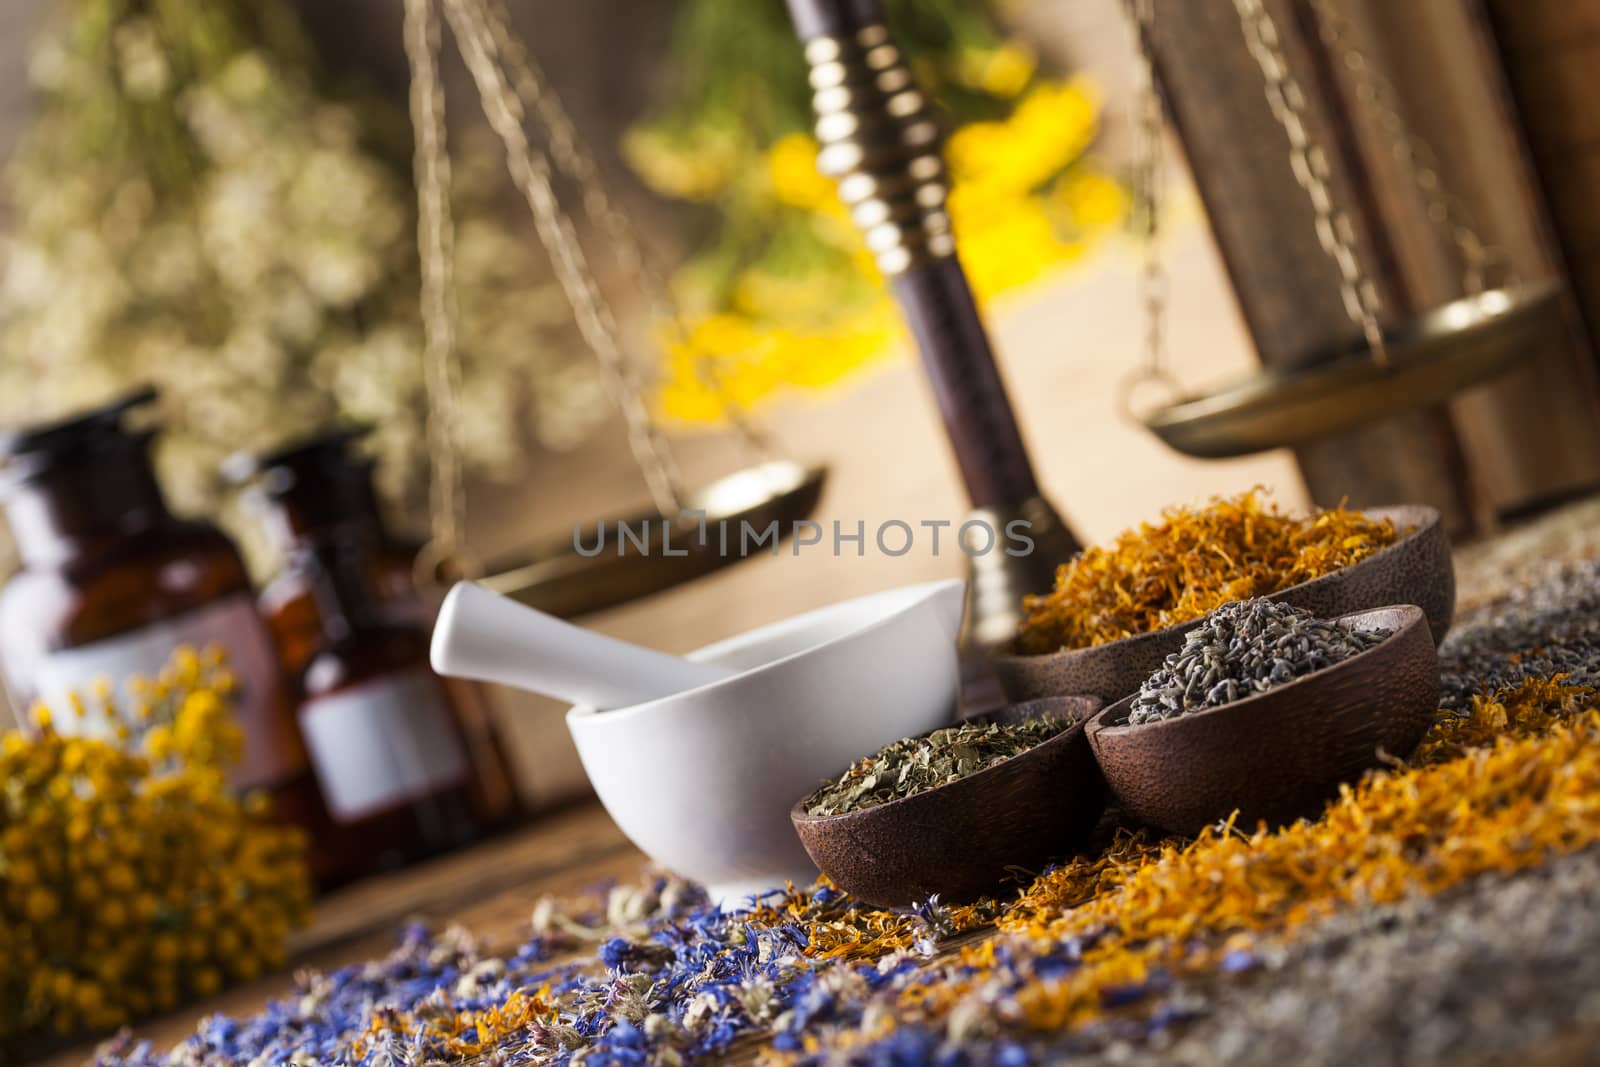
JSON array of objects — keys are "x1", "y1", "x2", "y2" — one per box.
[
  {"x1": 430, "y1": 581, "x2": 732, "y2": 710},
  {"x1": 432, "y1": 575, "x2": 966, "y2": 902}
]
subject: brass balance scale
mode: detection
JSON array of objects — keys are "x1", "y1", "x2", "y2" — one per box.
[
  {"x1": 1122, "y1": 0, "x2": 1564, "y2": 459},
  {"x1": 398, "y1": 0, "x2": 1563, "y2": 646},
  {"x1": 399, "y1": 0, "x2": 827, "y2": 618},
  {"x1": 400, "y1": 0, "x2": 1082, "y2": 651}
]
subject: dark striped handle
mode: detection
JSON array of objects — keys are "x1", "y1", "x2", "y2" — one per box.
[
  {"x1": 785, "y1": 0, "x2": 1043, "y2": 510},
  {"x1": 890, "y1": 261, "x2": 1042, "y2": 509},
  {"x1": 785, "y1": 0, "x2": 882, "y2": 39}
]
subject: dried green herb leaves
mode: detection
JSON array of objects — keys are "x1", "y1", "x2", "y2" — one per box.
[{"x1": 805, "y1": 717, "x2": 1067, "y2": 817}]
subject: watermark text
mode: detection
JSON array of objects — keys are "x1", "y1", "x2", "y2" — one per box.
[{"x1": 573, "y1": 512, "x2": 1035, "y2": 559}]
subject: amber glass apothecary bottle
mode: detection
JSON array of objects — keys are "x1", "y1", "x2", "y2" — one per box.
[
  {"x1": 229, "y1": 428, "x2": 519, "y2": 859},
  {"x1": 291, "y1": 531, "x2": 486, "y2": 874},
  {"x1": 0, "y1": 388, "x2": 333, "y2": 868},
  {"x1": 229, "y1": 428, "x2": 431, "y2": 676}
]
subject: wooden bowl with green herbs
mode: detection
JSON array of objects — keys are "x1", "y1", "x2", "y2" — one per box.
[
  {"x1": 993, "y1": 504, "x2": 1453, "y2": 706},
  {"x1": 789, "y1": 696, "x2": 1105, "y2": 907}
]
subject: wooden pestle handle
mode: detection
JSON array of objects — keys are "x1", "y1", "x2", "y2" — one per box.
[{"x1": 784, "y1": 0, "x2": 1044, "y2": 511}]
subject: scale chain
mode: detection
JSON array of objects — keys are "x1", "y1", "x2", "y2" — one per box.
[
  {"x1": 1306, "y1": 0, "x2": 1504, "y2": 296},
  {"x1": 440, "y1": 0, "x2": 686, "y2": 516},
  {"x1": 1233, "y1": 0, "x2": 1389, "y2": 368},
  {"x1": 477, "y1": 0, "x2": 776, "y2": 459},
  {"x1": 1119, "y1": 0, "x2": 1183, "y2": 418},
  {"x1": 403, "y1": 0, "x2": 474, "y2": 579}
]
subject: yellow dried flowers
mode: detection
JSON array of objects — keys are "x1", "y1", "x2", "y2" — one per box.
[
  {"x1": 0, "y1": 647, "x2": 312, "y2": 1039},
  {"x1": 992, "y1": 678, "x2": 1600, "y2": 1030},
  {"x1": 1015, "y1": 489, "x2": 1400, "y2": 653}
]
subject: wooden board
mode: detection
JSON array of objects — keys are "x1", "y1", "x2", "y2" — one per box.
[
  {"x1": 1143, "y1": 0, "x2": 1476, "y2": 529},
  {"x1": 1347, "y1": 0, "x2": 1600, "y2": 518},
  {"x1": 1487, "y1": 0, "x2": 1600, "y2": 380}
]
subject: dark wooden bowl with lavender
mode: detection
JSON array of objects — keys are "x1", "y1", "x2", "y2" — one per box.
[
  {"x1": 1086, "y1": 601, "x2": 1439, "y2": 837},
  {"x1": 790, "y1": 696, "x2": 1106, "y2": 908},
  {"x1": 994, "y1": 505, "x2": 1454, "y2": 706}
]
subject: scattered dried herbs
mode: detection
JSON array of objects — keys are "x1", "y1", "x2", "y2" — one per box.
[
  {"x1": 1094, "y1": 846, "x2": 1600, "y2": 1067},
  {"x1": 1016, "y1": 489, "x2": 1400, "y2": 654},
  {"x1": 77, "y1": 503, "x2": 1600, "y2": 1067},
  {"x1": 1128, "y1": 598, "x2": 1390, "y2": 725},
  {"x1": 804, "y1": 717, "x2": 1068, "y2": 817},
  {"x1": 1438, "y1": 557, "x2": 1600, "y2": 710}
]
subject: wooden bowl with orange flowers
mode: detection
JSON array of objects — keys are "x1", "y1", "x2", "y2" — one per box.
[{"x1": 992, "y1": 500, "x2": 1453, "y2": 706}]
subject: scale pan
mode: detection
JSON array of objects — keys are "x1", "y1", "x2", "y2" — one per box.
[
  {"x1": 1143, "y1": 281, "x2": 1564, "y2": 459},
  {"x1": 479, "y1": 460, "x2": 828, "y2": 618}
]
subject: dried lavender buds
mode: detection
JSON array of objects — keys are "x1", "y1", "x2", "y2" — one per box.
[
  {"x1": 804, "y1": 717, "x2": 1067, "y2": 816},
  {"x1": 1128, "y1": 599, "x2": 1390, "y2": 726},
  {"x1": 1438, "y1": 558, "x2": 1600, "y2": 711}
]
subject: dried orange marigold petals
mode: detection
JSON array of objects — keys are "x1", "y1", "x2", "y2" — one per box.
[{"x1": 1015, "y1": 489, "x2": 1399, "y2": 653}]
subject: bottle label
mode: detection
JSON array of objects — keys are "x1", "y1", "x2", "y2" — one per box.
[
  {"x1": 300, "y1": 669, "x2": 469, "y2": 823},
  {"x1": 22, "y1": 594, "x2": 300, "y2": 791}
]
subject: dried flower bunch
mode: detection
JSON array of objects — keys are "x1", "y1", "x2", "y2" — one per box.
[
  {"x1": 1015, "y1": 489, "x2": 1400, "y2": 654},
  {"x1": 1127, "y1": 598, "x2": 1390, "y2": 726},
  {"x1": 804, "y1": 716, "x2": 1068, "y2": 817},
  {"x1": 627, "y1": 0, "x2": 1124, "y2": 421},
  {"x1": 0, "y1": 0, "x2": 598, "y2": 519},
  {"x1": 0, "y1": 648, "x2": 311, "y2": 1039}
]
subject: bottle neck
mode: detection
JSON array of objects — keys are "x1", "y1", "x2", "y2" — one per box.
[
  {"x1": 297, "y1": 532, "x2": 390, "y2": 644},
  {"x1": 256, "y1": 467, "x2": 391, "y2": 557},
  {"x1": 2, "y1": 443, "x2": 173, "y2": 567}
]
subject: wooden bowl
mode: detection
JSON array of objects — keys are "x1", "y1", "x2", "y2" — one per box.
[
  {"x1": 1085, "y1": 605, "x2": 1439, "y2": 837},
  {"x1": 992, "y1": 505, "x2": 1453, "y2": 705},
  {"x1": 789, "y1": 696, "x2": 1106, "y2": 907}
]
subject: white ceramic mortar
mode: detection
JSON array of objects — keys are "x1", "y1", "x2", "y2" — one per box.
[{"x1": 564, "y1": 579, "x2": 964, "y2": 903}]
